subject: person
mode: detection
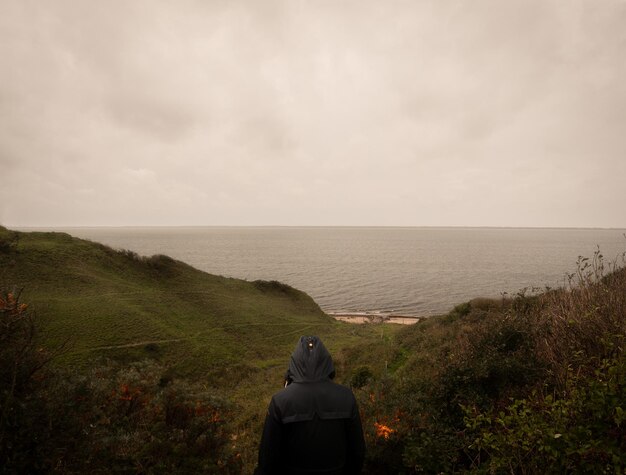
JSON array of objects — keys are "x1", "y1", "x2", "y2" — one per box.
[{"x1": 254, "y1": 336, "x2": 366, "y2": 475}]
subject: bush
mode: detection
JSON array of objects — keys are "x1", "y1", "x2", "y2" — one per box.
[
  {"x1": 464, "y1": 351, "x2": 626, "y2": 473},
  {"x1": 376, "y1": 250, "x2": 626, "y2": 473},
  {"x1": 351, "y1": 366, "x2": 373, "y2": 389},
  {"x1": 356, "y1": 376, "x2": 407, "y2": 474},
  {"x1": 50, "y1": 361, "x2": 242, "y2": 473},
  {"x1": 0, "y1": 290, "x2": 242, "y2": 474},
  {"x1": 458, "y1": 254, "x2": 626, "y2": 473},
  {"x1": 0, "y1": 289, "x2": 54, "y2": 472},
  {"x1": 253, "y1": 280, "x2": 296, "y2": 294},
  {"x1": 443, "y1": 302, "x2": 471, "y2": 324},
  {"x1": 0, "y1": 227, "x2": 19, "y2": 253}
]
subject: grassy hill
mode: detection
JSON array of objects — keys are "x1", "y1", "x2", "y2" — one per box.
[
  {"x1": 0, "y1": 226, "x2": 388, "y2": 376},
  {"x1": 0, "y1": 226, "x2": 399, "y2": 472},
  {"x1": 3, "y1": 225, "x2": 624, "y2": 473}
]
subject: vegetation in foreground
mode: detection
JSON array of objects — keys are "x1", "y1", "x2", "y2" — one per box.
[
  {"x1": 1, "y1": 226, "x2": 625, "y2": 473},
  {"x1": 0, "y1": 227, "x2": 398, "y2": 473},
  {"x1": 357, "y1": 249, "x2": 626, "y2": 474}
]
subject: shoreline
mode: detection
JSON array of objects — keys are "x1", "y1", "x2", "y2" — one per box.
[{"x1": 328, "y1": 312, "x2": 421, "y2": 325}]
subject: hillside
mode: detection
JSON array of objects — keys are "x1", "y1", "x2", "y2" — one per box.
[
  {"x1": 2, "y1": 225, "x2": 624, "y2": 473},
  {"x1": 0, "y1": 226, "x2": 399, "y2": 472},
  {"x1": 0, "y1": 226, "x2": 344, "y2": 375},
  {"x1": 354, "y1": 252, "x2": 626, "y2": 473}
]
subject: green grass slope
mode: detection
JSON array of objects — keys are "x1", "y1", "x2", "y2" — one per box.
[
  {"x1": 6, "y1": 226, "x2": 623, "y2": 472},
  {"x1": 0, "y1": 226, "x2": 340, "y2": 376},
  {"x1": 1, "y1": 226, "x2": 402, "y2": 473}
]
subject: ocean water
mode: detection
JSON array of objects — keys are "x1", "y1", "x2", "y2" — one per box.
[{"x1": 51, "y1": 227, "x2": 625, "y2": 317}]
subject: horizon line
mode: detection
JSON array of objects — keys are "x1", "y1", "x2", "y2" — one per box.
[{"x1": 7, "y1": 224, "x2": 626, "y2": 231}]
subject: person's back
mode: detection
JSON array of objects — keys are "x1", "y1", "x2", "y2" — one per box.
[{"x1": 254, "y1": 336, "x2": 365, "y2": 475}]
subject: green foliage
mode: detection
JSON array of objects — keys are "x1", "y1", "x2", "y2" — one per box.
[
  {"x1": 389, "y1": 308, "x2": 543, "y2": 472},
  {"x1": 402, "y1": 427, "x2": 465, "y2": 474},
  {"x1": 446, "y1": 301, "x2": 471, "y2": 323},
  {"x1": 368, "y1": 251, "x2": 626, "y2": 474},
  {"x1": 438, "y1": 312, "x2": 542, "y2": 409},
  {"x1": 0, "y1": 228, "x2": 401, "y2": 473},
  {"x1": 1, "y1": 286, "x2": 242, "y2": 473},
  {"x1": 0, "y1": 228, "x2": 331, "y2": 374},
  {"x1": 0, "y1": 226, "x2": 19, "y2": 253},
  {"x1": 351, "y1": 365, "x2": 374, "y2": 389},
  {"x1": 49, "y1": 361, "x2": 241, "y2": 473},
  {"x1": 4, "y1": 228, "x2": 626, "y2": 473},
  {"x1": 2, "y1": 358, "x2": 241, "y2": 474},
  {"x1": 252, "y1": 279, "x2": 303, "y2": 298},
  {"x1": 357, "y1": 376, "x2": 407, "y2": 474},
  {"x1": 442, "y1": 298, "x2": 506, "y2": 326},
  {"x1": 464, "y1": 352, "x2": 626, "y2": 474}
]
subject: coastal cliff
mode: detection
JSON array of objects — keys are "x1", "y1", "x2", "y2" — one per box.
[{"x1": 1, "y1": 226, "x2": 625, "y2": 473}]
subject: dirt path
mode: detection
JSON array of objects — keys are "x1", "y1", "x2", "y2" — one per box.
[
  {"x1": 87, "y1": 322, "x2": 326, "y2": 351},
  {"x1": 89, "y1": 337, "x2": 191, "y2": 350}
]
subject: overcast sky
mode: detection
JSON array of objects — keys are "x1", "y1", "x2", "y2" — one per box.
[{"x1": 1, "y1": 0, "x2": 625, "y2": 228}]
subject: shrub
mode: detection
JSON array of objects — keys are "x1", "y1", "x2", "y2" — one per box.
[
  {"x1": 460, "y1": 252, "x2": 626, "y2": 473},
  {"x1": 253, "y1": 280, "x2": 296, "y2": 294},
  {"x1": 0, "y1": 290, "x2": 242, "y2": 474},
  {"x1": 464, "y1": 351, "x2": 626, "y2": 473},
  {"x1": 351, "y1": 366, "x2": 374, "y2": 389},
  {"x1": 381, "y1": 249, "x2": 626, "y2": 473},
  {"x1": 356, "y1": 376, "x2": 407, "y2": 474},
  {"x1": 0, "y1": 227, "x2": 19, "y2": 253},
  {"x1": 443, "y1": 302, "x2": 471, "y2": 324},
  {"x1": 0, "y1": 289, "x2": 54, "y2": 472},
  {"x1": 59, "y1": 361, "x2": 242, "y2": 473}
]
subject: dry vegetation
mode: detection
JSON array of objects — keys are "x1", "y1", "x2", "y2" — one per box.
[{"x1": 355, "y1": 248, "x2": 626, "y2": 473}]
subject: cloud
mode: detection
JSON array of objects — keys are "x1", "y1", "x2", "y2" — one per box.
[{"x1": 1, "y1": 0, "x2": 625, "y2": 227}]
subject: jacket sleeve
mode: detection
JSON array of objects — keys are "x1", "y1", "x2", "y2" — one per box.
[
  {"x1": 254, "y1": 397, "x2": 283, "y2": 475},
  {"x1": 345, "y1": 396, "x2": 366, "y2": 474}
]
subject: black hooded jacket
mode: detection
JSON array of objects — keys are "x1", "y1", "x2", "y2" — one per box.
[{"x1": 254, "y1": 336, "x2": 366, "y2": 475}]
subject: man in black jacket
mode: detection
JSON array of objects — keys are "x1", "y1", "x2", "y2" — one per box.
[{"x1": 254, "y1": 336, "x2": 366, "y2": 475}]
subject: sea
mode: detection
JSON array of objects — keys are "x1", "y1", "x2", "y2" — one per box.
[{"x1": 42, "y1": 227, "x2": 626, "y2": 318}]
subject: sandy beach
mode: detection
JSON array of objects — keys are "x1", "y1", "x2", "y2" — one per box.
[{"x1": 329, "y1": 313, "x2": 420, "y2": 325}]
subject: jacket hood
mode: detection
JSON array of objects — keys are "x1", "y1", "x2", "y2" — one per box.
[{"x1": 286, "y1": 336, "x2": 335, "y2": 383}]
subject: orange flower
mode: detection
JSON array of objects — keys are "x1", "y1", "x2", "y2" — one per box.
[{"x1": 374, "y1": 422, "x2": 395, "y2": 440}]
